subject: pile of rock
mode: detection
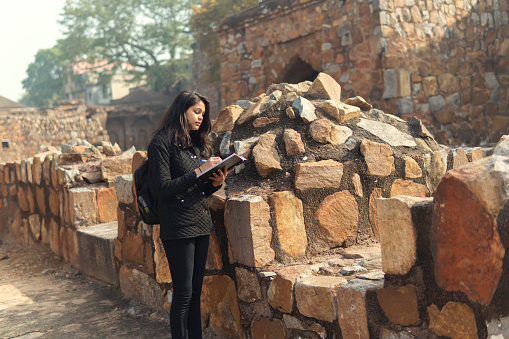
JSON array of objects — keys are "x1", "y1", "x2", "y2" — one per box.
[{"x1": 211, "y1": 72, "x2": 485, "y2": 258}]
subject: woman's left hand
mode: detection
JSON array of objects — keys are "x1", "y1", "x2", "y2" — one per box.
[{"x1": 210, "y1": 166, "x2": 236, "y2": 187}]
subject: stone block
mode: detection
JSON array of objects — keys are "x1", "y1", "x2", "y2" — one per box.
[
  {"x1": 292, "y1": 96, "x2": 317, "y2": 123},
  {"x1": 224, "y1": 195, "x2": 274, "y2": 267},
  {"x1": 237, "y1": 96, "x2": 269, "y2": 125},
  {"x1": 377, "y1": 196, "x2": 431, "y2": 274},
  {"x1": 48, "y1": 188, "x2": 59, "y2": 216},
  {"x1": 283, "y1": 129, "x2": 305, "y2": 156},
  {"x1": 383, "y1": 69, "x2": 411, "y2": 98},
  {"x1": 119, "y1": 266, "x2": 163, "y2": 311},
  {"x1": 377, "y1": 284, "x2": 420, "y2": 326},
  {"x1": 77, "y1": 222, "x2": 119, "y2": 285},
  {"x1": 252, "y1": 133, "x2": 282, "y2": 178},
  {"x1": 309, "y1": 119, "x2": 352, "y2": 145},
  {"x1": 234, "y1": 136, "x2": 259, "y2": 158},
  {"x1": 201, "y1": 275, "x2": 242, "y2": 338},
  {"x1": 235, "y1": 267, "x2": 261, "y2": 303},
  {"x1": 318, "y1": 100, "x2": 360, "y2": 123},
  {"x1": 97, "y1": 187, "x2": 117, "y2": 223},
  {"x1": 306, "y1": 72, "x2": 342, "y2": 101},
  {"x1": 42, "y1": 155, "x2": 52, "y2": 185},
  {"x1": 251, "y1": 317, "x2": 286, "y2": 339},
  {"x1": 269, "y1": 191, "x2": 307, "y2": 258},
  {"x1": 211, "y1": 104, "x2": 244, "y2": 133},
  {"x1": 427, "y1": 302, "x2": 477, "y2": 339},
  {"x1": 337, "y1": 280, "x2": 383, "y2": 338},
  {"x1": 206, "y1": 232, "x2": 223, "y2": 271},
  {"x1": 62, "y1": 227, "x2": 79, "y2": 267},
  {"x1": 49, "y1": 218, "x2": 61, "y2": 256},
  {"x1": 431, "y1": 156, "x2": 505, "y2": 305},
  {"x1": 357, "y1": 119, "x2": 416, "y2": 147},
  {"x1": 361, "y1": 139, "x2": 394, "y2": 177},
  {"x1": 122, "y1": 232, "x2": 145, "y2": 265},
  {"x1": 17, "y1": 186, "x2": 29, "y2": 212},
  {"x1": 69, "y1": 187, "x2": 97, "y2": 226},
  {"x1": 115, "y1": 174, "x2": 134, "y2": 204},
  {"x1": 101, "y1": 155, "x2": 132, "y2": 184},
  {"x1": 295, "y1": 275, "x2": 347, "y2": 322},
  {"x1": 390, "y1": 179, "x2": 429, "y2": 197},
  {"x1": 486, "y1": 315, "x2": 509, "y2": 338},
  {"x1": 28, "y1": 214, "x2": 41, "y2": 241},
  {"x1": 294, "y1": 160, "x2": 343, "y2": 191},
  {"x1": 153, "y1": 224, "x2": 172, "y2": 284},
  {"x1": 35, "y1": 186, "x2": 45, "y2": 214},
  {"x1": 404, "y1": 156, "x2": 422, "y2": 178},
  {"x1": 253, "y1": 117, "x2": 278, "y2": 128},
  {"x1": 316, "y1": 190, "x2": 358, "y2": 247},
  {"x1": 343, "y1": 96, "x2": 373, "y2": 110}
]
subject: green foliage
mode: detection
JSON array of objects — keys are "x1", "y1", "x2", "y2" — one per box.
[
  {"x1": 57, "y1": 0, "x2": 201, "y2": 95},
  {"x1": 20, "y1": 48, "x2": 66, "y2": 107},
  {"x1": 190, "y1": 0, "x2": 259, "y2": 83}
]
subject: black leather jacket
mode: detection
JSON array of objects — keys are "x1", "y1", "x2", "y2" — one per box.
[{"x1": 147, "y1": 133, "x2": 219, "y2": 240}]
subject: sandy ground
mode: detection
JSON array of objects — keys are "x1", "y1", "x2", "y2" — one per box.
[{"x1": 0, "y1": 235, "x2": 171, "y2": 339}]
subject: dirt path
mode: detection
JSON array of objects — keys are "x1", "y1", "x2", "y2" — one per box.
[{"x1": 0, "y1": 236, "x2": 171, "y2": 338}]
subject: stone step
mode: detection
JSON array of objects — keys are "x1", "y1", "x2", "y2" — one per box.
[{"x1": 76, "y1": 221, "x2": 118, "y2": 285}]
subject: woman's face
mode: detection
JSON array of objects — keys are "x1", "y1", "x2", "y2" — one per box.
[{"x1": 185, "y1": 100, "x2": 206, "y2": 131}]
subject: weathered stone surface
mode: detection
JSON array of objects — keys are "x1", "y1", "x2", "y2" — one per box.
[
  {"x1": 206, "y1": 231, "x2": 223, "y2": 271},
  {"x1": 119, "y1": 266, "x2": 164, "y2": 311},
  {"x1": 316, "y1": 190, "x2": 358, "y2": 247},
  {"x1": 383, "y1": 69, "x2": 411, "y2": 99},
  {"x1": 235, "y1": 267, "x2": 261, "y2": 303},
  {"x1": 318, "y1": 100, "x2": 361, "y2": 124},
  {"x1": 122, "y1": 232, "x2": 145, "y2": 265},
  {"x1": 309, "y1": 119, "x2": 352, "y2": 144},
  {"x1": 486, "y1": 315, "x2": 509, "y2": 338},
  {"x1": 49, "y1": 218, "x2": 61, "y2": 256},
  {"x1": 252, "y1": 133, "x2": 282, "y2": 178},
  {"x1": 283, "y1": 129, "x2": 305, "y2": 156},
  {"x1": 101, "y1": 155, "x2": 132, "y2": 184},
  {"x1": 251, "y1": 317, "x2": 286, "y2": 339},
  {"x1": 292, "y1": 96, "x2": 317, "y2": 123},
  {"x1": 295, "y1": 275, "x2": 347, "y2": 322},
  {"x1": 352, "y1": 173, "x2": 363, "y2": 197},
  {"x1": 48, "y1": 188, "x2": 59, "y2": 216},
  {"x1": 283, "y1": 81, "x2": 312, "y2": 97},
  {"x1": 306, "y1": 72, "x2": 342, "y2": 101},
  {"x1": 377, "y1": 284, "x2": 420, "y2": 326},
  {"x1": 28, "y1": 214, "x2": 41, "y2": 241},
  {"x1": 234, "y1": 136, "x2": 259, "y2": 158},
  {"x1": 77, "y1": 222, "x2": 118, "y2": 285},
  {"x1": 432, "y1": 156, "x2": 506, "y2": 305},
  {"x1": 42, "y1": 155, "x2": 52, "y2": 185},
  {"x1": 35, "y1": 186, "x2": 45, "y2": 214},
  {"x1": 267, "y1": 265, "x2": 314, "y2": 313},
  {"x1": 224, "y1": 195, "x2": 274, "y2": 267},
  {"x1": 211, "y1": 104, "x2": 244, "y2": 132},
  {"x1": 358, "y1": 119, "x2": 417, "y2": 147},
  {"x1": 115, "y1": 174, "x2": 134, "y2": 204},
  {"x1": 69, "y1": 187, "x2": 97, "y2": 226},
  {"x1": 427, "y1": 302, "x2": 477, "y2": 339},
  {"x1": 17, "y1": 186, "x2": 29, "y2": 212},
  {"x1": 201, "y1": 275, "x2": 242, "y2": 338},
  {"x1": 377, "y1": 196, "x2": 431, "y2": 274},
  {"x1": 361, "y1": 139, "x2": 395, "y2": 177},
  {"x1": 294, "y1": 160, "x2": 343, "y2": 191},
  {"x1": 32, "y1": 153, "x2": 45, "y2": 185},
  {"x1": 237, "y1": 96, "x2": 269, "y2": 125},
  {"x1": 337, "y1": 280, "x2": 383, "y2": 338},
  {"x1": 451, "y1": 147, "x2": 469, "y2": 169},
  {"x1": 102, "y1": 141, "x2": 117, "y2": 156},
  {"x1": 269, "y1": 191, "x2": 307, "y2": 258},
  {"x1": 404, "y1": 156, "x2": 422, "y2": 179},
  {"x1": 343, "y1": 96, "x2": 373, "y2": 110},
  {"x1": 253, "y1": 117, "x2": 279, "y2": 127},
  {"x1": 423, "y1": 150, "x2": 447, "y2": 192},
  {"x1": 97, "y1": 187, "x2": 117, "y2": 223},
  {"x1": 152, "y1": 225, "x2": 172, "y2": 284},
  {"x1": 468, "y1": 147, "x2": 483, "y2": 162},
  {"x1": 390, "y1": 179, "x2": 429, "y2": 197}
]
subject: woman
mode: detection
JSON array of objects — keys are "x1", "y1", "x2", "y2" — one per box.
[{"x1": 147, "y1": 90, "x2": 234, "y2": 339}]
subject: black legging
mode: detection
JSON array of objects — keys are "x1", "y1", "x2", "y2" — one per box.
[{"x1": 162, "y1": 235, "x2": 209, "y2": 339}]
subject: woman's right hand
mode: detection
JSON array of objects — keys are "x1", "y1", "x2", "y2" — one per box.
[{"x1": 195, "y1": 157, "x2": 222, "y2": 175}]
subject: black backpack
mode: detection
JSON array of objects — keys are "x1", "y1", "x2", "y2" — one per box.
[{"x1": 134, "y1": 160, "x2": 160, "y2": 225}]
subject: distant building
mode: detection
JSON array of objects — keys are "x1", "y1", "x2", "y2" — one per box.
[
  {"x1": 63, "y1": 60, "x2": 145, "y2": 106},
  {"x1": 0, "y1": 95, "x2": 26, "y2": 111}
]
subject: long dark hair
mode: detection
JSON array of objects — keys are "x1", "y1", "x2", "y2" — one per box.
[{"x1": 150, "y1": 90, "x2": 212, "y2": 155}]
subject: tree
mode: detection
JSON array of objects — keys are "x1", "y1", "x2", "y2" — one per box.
[
  {"x1": 58, "y1": 0, "x2": 200, "y2": 94},
  {"x1": 190, "y1": 0, "x2": 259, "y2": 83},
  {"x1": 20, "y1": 48, "x2": 65, "y2": 107}
]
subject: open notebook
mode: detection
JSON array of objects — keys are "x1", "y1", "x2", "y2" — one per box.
[{"x1": 197, "y1": 153, "x2": 246, "y2": 180}]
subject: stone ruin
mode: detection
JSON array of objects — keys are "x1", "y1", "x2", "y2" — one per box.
[{"x1": 0, "y1": 72, "x2": 508, "y2": 338}]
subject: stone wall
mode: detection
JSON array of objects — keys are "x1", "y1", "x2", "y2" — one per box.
[
  {"x1": 216, "y1": 0, "x2": 509, "y2": 145},
  {"x1": 2, "y1": 75, "x2": 508, "y2": 338},
  {"x1": 192, "y1": 43, "x2": 222, "y2": 120},
  {"x1": 0, "y1": 105, "x2": 108, "y2": 163}
]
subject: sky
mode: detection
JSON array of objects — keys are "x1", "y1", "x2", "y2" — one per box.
[{"x1": 0, "y1": 0, "x2": 67, "y2": 102}]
